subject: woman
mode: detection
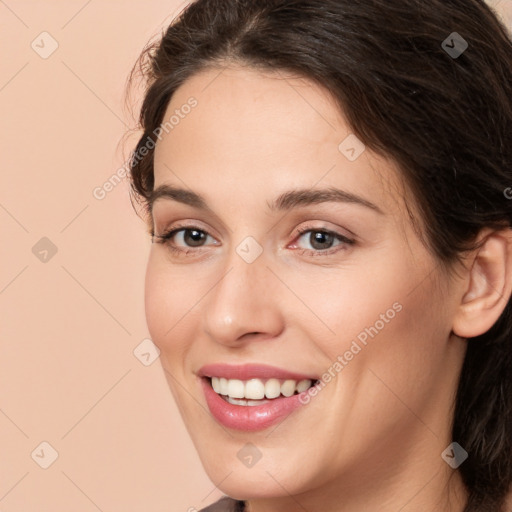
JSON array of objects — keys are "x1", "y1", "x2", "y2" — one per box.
[{"x1": 127, "y1": 1, "x2": 512, "y2": 510}]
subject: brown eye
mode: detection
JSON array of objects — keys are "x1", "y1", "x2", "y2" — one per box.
[
  {"x1": 307, "y1": 231, "x2": 336, "y2": 250},
  {"x1": 181, "y1": 229, "x2": 208, "y2": 247},
  {"x1": 152, "y1": 226, "x2": 218, "y2": 253},
  {"x1": 293, "y1": 227, "x2": 355, "y2": 256}
]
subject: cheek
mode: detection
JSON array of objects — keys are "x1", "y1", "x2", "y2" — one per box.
[
  {"x1": 143, "y1": 254, "x2": 197, "y2": 362},
  {"x1": 315, "y1": 251, "x2": 446, "y2": 382},
  {"x1": 144, "y1": 256, "x2": 168, "y2": 342},
  {"x1": 309, "y1": 264, "x2": 408, "y2": 354},
  {"x1": 335, "y1": 266, "x2": 448, "y2": 407}
]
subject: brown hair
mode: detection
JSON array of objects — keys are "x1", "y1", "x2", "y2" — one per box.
[{"x1": 127, "y1": 1, "x2": 512, "y2": 509}]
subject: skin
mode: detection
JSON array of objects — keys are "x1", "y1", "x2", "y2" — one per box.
[{"x1": 144, "y1": 64, "x2": 512, "y2": 512}]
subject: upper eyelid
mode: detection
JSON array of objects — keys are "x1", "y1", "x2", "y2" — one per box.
[{"x1": 153, "y1": 220, "x2": 217, "y2": 238}]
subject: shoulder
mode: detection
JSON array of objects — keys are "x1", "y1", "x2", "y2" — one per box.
[{"x1": 198, "y1": 496, "x2": 245, "y2": 511}]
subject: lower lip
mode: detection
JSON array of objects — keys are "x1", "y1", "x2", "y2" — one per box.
[{"x1": 201, "y1": 377, "x2": 312, "y2": 431}]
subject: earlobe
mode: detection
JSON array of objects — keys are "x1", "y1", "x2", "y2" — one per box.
[{"x1": 452, "y1": 227, "x2": 512, "y2": 339}]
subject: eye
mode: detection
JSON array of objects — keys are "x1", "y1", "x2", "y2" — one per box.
[
  {"x1": 291, "y1": 226, "x2": 355, "y2": 256},
  {"x1": 151, "y1": 223, "x2": 355, "y2": 258},
  {"x1": 152, "y1": 225, "x2": 218, "y2": 255},
  {"x1": 171, "y1": 228, "x2": 212, "y2": 247}
]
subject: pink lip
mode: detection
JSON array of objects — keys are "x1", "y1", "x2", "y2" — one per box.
[
  {"x1": 198, "y1": 363, "x2": 318, "y2": 381},
  {"x1": 198, "y1": 363, "x2": 319, "y2": 431},
  {"x1": 200, "y1": 377, "x2": 314, "y2": 431}
]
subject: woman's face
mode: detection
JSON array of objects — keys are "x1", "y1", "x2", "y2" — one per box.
[{"x1": 146, "y1": 65, "x2": 467, "y2": 507}]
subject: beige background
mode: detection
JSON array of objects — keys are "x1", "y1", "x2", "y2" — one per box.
[{"x1": 1, "y1": 1, "x2": 511, "y2": 511}]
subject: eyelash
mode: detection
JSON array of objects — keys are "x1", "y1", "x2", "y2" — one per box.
[{"x1": 151, "y1": 223, "x2": 355, "y2": 257}]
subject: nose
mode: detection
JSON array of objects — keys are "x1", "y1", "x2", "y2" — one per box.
[{"x1": 203, "y1": 246, "x2": 285, "y2": 347}]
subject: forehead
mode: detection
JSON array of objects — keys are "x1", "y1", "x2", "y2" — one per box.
[
  {"x1": 156, "y1": 65, "x2": 345, "y2": 162},
  {"x1": 152, "y1": 65, "x2": 410, "y2": 222}
]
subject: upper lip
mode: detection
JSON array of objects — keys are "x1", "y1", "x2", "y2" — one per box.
[{"x1": 198, "y1": 363, "x2": 319, "y2": 381}]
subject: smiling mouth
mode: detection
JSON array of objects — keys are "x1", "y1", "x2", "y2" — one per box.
[{"x1": 206, "y1": 376, "x2": 320, "y2": 406}]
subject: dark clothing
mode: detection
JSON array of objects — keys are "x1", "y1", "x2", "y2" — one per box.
[{"x1": 199, "y1": 496, "x2": 246, "y2": 511}]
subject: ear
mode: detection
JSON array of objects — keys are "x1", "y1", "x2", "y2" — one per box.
[{"x1": 452, "y1": 227, "x2": 512, "y2": 339}]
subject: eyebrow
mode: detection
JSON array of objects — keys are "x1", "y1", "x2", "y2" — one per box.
[{"x1": 148, "y1": 184, "x2": 384, "y2": 215}]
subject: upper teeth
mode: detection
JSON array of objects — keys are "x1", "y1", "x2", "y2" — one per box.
[{"x1": 210, "y1": 377, "x2": 314, "y2": 400}]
